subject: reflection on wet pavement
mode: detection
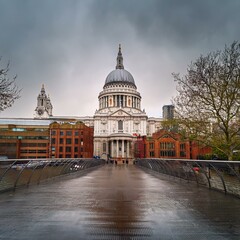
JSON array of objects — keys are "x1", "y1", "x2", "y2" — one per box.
[{"x1": 0, "y1": 165, "x2": 239, "y2": 239}]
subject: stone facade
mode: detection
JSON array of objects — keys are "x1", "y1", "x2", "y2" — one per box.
[{"x1": 93, "y1": 45, "x2": 147, "y2": 161}]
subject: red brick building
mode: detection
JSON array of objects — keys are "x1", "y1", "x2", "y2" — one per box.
[
  {"x1": 0, "y1": 120, "x2": 50, "y2": 159},
  {"x1": 145, "y1": 129, "x2": 211, "y2": 159},
  {"x1": 49, "y1": 122, "x2": 93, "y2": 158},
  {"x1": 133, "y1": 135, "x2": 146, "y2": 158}
]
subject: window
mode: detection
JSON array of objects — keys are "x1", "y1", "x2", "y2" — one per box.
[
  {"x1": 29, "y1": 150, "x2": 36, "y2": 153},
  {"x1": 150, "y1": 151, "x2": 155, "y2": 157},
  {"x1": 66, "y1": 147, "x2": 71, "y2": 152},
  {"x1": 180, "y1": 151, "x2": 186, "y2": 157},
  {"x1": 180, "y1": 143, "x2": 186, "y2": 150},
  {"x1": 66, "y1": 131, "x2": 72, "y2": 136},
  {"x1": 66, "y1": 138, "x2": 72, "y2": 144},
  {"x1": 160, "y1": 150, "x2": 176, "y2": 157},
  {"x1": 160, "y1": 142, "x2": 175, "y2": 150},
  {"x1": 60, "y1": 131, "x2": 64, "y2": 136},
  {"x1": 59, "y1": 147, "x2": 63, "y2": 152},
  {"x1": 20, "y1": 150, "x2": 28, "y2": 153},
  {"x1": 149, "y1": 142, "x2": 154, "y2": 149},
  {"x1": 160, "y1": 142, "x2": 176, "y2": 157},
  {"x1": 59, "y1": 138, "x2": 63, "y2": 144},
  {"x1": 118, "y1": 120, "x2": 123, "y2": 132},
  {"x1": 52, "y1": 130, "x2": 56, "y2": 136},
  {"x1": 75, "y1": 131, "x2": 79, "y2": 136},
  {"x1": 103, "y1": 143, "x2": 106, "y2": 152},
  {"x1": 51, "y1": 138, "x2": 56, "y2": 144},
  {"x1": 38, "y1": 150, "x2": 46, "y2": 153},
  {"x1": 75, "y1": 138, "x2": 79, "y2": 144},
  {"x1": 180, "y1": 143, "x2": 186, "y2": 157},
  {"x1": 38, "y1": 143, "x2": 46, "y2": 147},
  {"x1": 74, "y1": 147, "x2": 78, "y2": 152}
]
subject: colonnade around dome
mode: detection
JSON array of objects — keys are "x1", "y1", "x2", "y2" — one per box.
[{"x1": 99, "y1": 95, "x2": 141, "y2": 109}]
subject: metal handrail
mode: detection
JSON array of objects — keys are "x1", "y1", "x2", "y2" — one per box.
[
  {"x1": 135, "y1": 158, "x2": 240, "y2": 197},
  {"x1": 0, "y1": 158, "x2": 105, "y2": 192}
]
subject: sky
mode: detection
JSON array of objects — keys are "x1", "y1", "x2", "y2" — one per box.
[{"x1": 0, "y1": 0, "x2": 240, "y2": 118}]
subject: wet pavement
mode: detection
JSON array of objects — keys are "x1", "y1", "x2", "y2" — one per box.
[{"x1": 0, "y1": 164, "x2": 239, "y2": 240}]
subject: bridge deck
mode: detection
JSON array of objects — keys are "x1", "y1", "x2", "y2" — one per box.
[{"x1": 0, "y1": 165, "x2": 239, "y2": 240}]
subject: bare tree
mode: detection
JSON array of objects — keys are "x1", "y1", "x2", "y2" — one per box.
[
  {"x1": 0, "y1": 60, "x2": 20, "y2": 112},
  {"x1": 173, "y1": 42, "x2": 240, "y2": 160}
]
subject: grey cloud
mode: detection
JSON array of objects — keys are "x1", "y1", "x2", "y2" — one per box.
[
  {"x1": 0, "y1": 0, "x2": 239, "y2": 118},
  {"x1": 88, "y1": 0, "x2": 240, "y2": 48}
]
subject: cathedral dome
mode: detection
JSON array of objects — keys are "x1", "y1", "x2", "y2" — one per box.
[
  {"x1": 105, "y1": 69, "x2": 135, "y2": 86},
  {"x1": 104, "y1": 44, "x2": 136, "y2": 88}
]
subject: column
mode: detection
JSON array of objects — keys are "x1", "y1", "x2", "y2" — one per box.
[
  {"x1": 122, "y1": 140, "x2": 124, "y2": 158},
  {"x1": 111, "y1": 140, "x2": 113, "y2": 158},
  {"x1": 116, "y1": 140, "x2": 119, "y2": 158},
  {"x1": 127, "y1": 141, "x2": 129, "y2": 158}
]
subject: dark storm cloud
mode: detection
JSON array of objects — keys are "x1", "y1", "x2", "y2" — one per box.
[
  {"x1": 0, "y1": 0, "x2": 239, "y2": 118},
  {"x1": 88, "y1": 0, "x2": 240, "y2": 48}
]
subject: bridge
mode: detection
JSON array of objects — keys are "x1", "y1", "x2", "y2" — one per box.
[{"x1": 0, "y1": 159, "x2": 240, "y2": 239}]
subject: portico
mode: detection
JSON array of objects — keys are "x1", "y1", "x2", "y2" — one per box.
[{"x1": 108, "y1": 133, "x2": 133, "y2": 159}]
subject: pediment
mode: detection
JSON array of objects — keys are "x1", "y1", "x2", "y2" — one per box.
[
  {"x1": 110, "y1": 109, "x2": 131, "y2": 117},
  {"x1": 158, "y1": 134, "x2": 177, "y2": 141}
]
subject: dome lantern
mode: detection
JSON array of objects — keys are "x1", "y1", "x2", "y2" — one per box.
[{"x1": 116, "y1": 44, "x2": 124, "y2": 70}]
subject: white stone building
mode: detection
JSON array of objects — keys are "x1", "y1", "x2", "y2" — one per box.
[{"x1": 93, "y1": 45, "x2": 148, "y2": 160}]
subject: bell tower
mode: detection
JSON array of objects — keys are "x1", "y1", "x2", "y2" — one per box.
[{"x1": 34, "y1": 84, "x2": 53, "y2": 118}]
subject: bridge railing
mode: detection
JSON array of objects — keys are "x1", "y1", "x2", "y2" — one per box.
[
  {"x1": 134, "y1": 158, "x2": 240, "y2": 197},
  {"x1": 0, "y1": 158, "x2": 105, "y2": 192}
]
